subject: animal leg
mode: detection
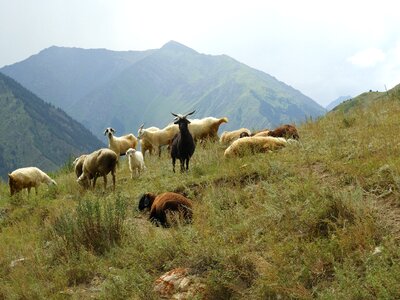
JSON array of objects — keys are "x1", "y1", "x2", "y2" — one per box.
[
  {"x1": 103, "y1": 175, "x2": 107, "y2": 190},
  {"x1": 93, "y1": 176, "x2": 98, "y2": 189},
  {"x1": 172, "y1": 157, "x2": 176, "y2": 173},
  {"x1": 180, "y1": 159, "x2": 185, "y2": 173},
  {"x1": 112, "y1": 171, "x2": 115, "y2": 191},
  {"x1": 185, "y1": 159, "x2": 190, "y2": 171}
]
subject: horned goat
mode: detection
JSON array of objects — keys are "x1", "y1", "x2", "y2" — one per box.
[
  {"x1": 8, "y1": 167, "x2": 57, "y2": 196},
  {"x1": 138, "y1": 192, "x2": 193, "y2": 227},
  {"x1": 126, "y1": 148, "x2": 146, "y2": 178},
  {"x1": 170, "y1": 111, "x2": 196, "y2": 173},
  {"x1": 77, "y1": 148, "x2": 118, "y2": 190},
  {"x1": 104, "y1": 127, "x2": 138, "y2": 157}
]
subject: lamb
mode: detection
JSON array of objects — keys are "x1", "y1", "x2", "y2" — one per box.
[
  {"x1": 138, "y1": 126, "x2": 160, "y2": 158},
  {"x1": 8, "y1": 167, "x2": 57, "y2": 196},
  {"x1": 267, "y1": 124, "x2": 299, "y2": 140},
  {"x1": 126, "y1": 148, "x2": 146, "y2": 178},
  {"x1": 72, "y1": 154, "x2": 87, "y2": 178},
  {"x1": 224, "y1": 136, "x2": 287, "y2": 158},
  {"x1": 138, "y1": 123, "x2": 179, "y2": 158},
  {"x1": 170, "y1": 111, "x2": 196, "y2": 173},
  {"x1": 188, "y1": 116, "x2": 229, "y2": 142},
  {"x1": 138, "y1": 192, "x2": 193, "y2": 227},
  {"x1": 104, "y1": 127, "x2": 138, "y2": 158},
  {"x1": 220, "y1": 128, "x2": 252, "y2": 145},
  {"x1": 77, "y1": 148, "x2": 118, "y2": 190}
]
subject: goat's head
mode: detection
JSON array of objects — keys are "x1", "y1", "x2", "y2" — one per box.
[
  {"x1": 171, "y1": 111, "x2": 195, "y2": 130},
  {"x1": 138, "y1": 193, "x2": 156, "y2": 211},
  {"x1": 137, "y1": 124, "x2": 145, "y2": 139},
  {"x1": 104, "y1": 127, "x2": 116, "y2": 138},
  {"x1": 126, "y1": 148, "x2": 136, "y2": 156}
]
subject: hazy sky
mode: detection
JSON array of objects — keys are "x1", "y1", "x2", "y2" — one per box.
[{"x1": 1, "y1": 0, "x2": 399, "y2": 106}]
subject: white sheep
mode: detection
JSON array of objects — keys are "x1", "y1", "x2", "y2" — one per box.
[
  {"x1": 126, "y1": 148, "x2": 146, "y2": 178},
  {"x1": 138, "y1": 123, "x2": 179, "y2": 157},
  {"x1": 77, "y1": 148, "x2": 118, "y2": 190},
  {"x1": 138, "y1": 126, "x2": 160, "y2": 158},
  {"x1": 8, "y1": 167, "x2": 57, "y2": 196},
  {"x1": 220, "y1": 128, "x2": 252, "y2": 145},
  {"x1": 224, "y1": 136, "x2": 287, "y2": 158},
  {"x1": 104, "y1": 127, "x2": 138, "y2": 158},
  {"x1": 188, "y1": 116, "x2": 229, "y2": 142}
]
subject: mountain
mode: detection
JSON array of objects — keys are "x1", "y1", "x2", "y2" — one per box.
[
  {"x1": 326, "y1": 95, "x2": 352, "y2": 111},
  {"x1": 0, "y1": 72, "x2": 104, "y2": 177},
  {"x1": 332, "y1": 85, "x2": 400, "y2": 113},
  {"x1": 1, "y1": 41, "x2": 325, "y2": 139}
]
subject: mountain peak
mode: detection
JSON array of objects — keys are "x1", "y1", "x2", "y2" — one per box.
[{"x1": 160, "y1": 41, "x2": 197, "y2": 54}]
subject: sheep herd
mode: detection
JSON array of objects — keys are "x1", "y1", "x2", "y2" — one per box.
[{"x1": 7, "y1": 111, "x2": 299, "y2": 227}]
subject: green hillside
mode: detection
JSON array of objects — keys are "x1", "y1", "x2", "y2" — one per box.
[
  {"x1": 0, "y1": 72, "x2": 104, "y2": 177},
  {"x1": 0, "y1": 85, "x2": 399, "y2": 298},
  {"x1": 1, "y1": 46, "x2": 155, "y2": 110},
  {"x1": 1, "y1": 42, "x2": 325, "y2": 139}
]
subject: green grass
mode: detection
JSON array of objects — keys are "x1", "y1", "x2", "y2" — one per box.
[{"x1": 1, "y1": 91, "x2": 400, "y2": 299}]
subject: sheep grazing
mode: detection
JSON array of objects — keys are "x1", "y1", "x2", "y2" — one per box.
[
  {"x1": 220, "y1": 128, "x2": 252, "y2": 145},
  {"x1": 72, "y1": 154, "x2": 87, "y2": 178},
  {"x1": 267, "y1": 124, "x2": 299, "y2": 140},
  {"x1": 170, "y1": 111, "x2": 196, "y2": 173},
  {"x1": 77, "y1": 148, "x2": 118, "y2": 190},
  {"x1": 8, "y1": 167, "x2": 57, "y2": 196},
  {"x1": 126, "y1": 148, "x2": 146, "y2": 178},
  {"x1": 104, "y1": 127, "x2": 138, "y2": 158},
  {"x1": 188, "y1": 116, "x2": 229, "y2": 142},
  {"x1": 138, "y1": 126, "x2": 160, "y2": 158},
  {"x1": 138, "y1": 123, "x2": 179, "y2": 158},
  {"x1": 138, "y1": 192, "x2": 193, "y2": 227},
  {"x1": 224, "y1": 136, "x2": 287, "y2": 158}
]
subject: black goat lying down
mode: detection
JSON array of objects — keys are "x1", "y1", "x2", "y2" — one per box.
[
  {"x1": 170, "y1": 111, "x2": 196, "y2": 173},
  {"x1": 138, "y1": 192, "x2": 193, "y2": 227}
]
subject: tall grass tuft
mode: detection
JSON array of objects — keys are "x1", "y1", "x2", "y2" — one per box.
[{"x1": 51, "y1": 193, "x2": 127, "y2": 256}]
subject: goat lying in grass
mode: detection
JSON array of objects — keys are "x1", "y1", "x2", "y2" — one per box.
[
  {"x1": 138, "y1": 192, "x2": 193, "y2": 227},
  {"x1": 224, "y1": 136, "x2": 287, "y2": 158},
  {"x1": 220, "y1": 128, "x2": 252, "y2": 145},
  {"x1": 268, "y1": 124, "x2": 299, "y2": 140},
  {"x1": 8, "y1": 167, "x2": 57, "y2": 196}
]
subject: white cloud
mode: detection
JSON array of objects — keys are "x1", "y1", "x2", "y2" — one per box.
[{"x1": 347, "y1": 48, "x2": 386, "y2": 68}]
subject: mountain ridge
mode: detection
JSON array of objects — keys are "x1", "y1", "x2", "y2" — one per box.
[{"x1": 1, "y1": 41, "x2": 325, "y2": 139}]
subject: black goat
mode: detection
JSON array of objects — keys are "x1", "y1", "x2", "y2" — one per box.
[{"x1": 170, "y1": 111, "x2": 196, "y2": 172}]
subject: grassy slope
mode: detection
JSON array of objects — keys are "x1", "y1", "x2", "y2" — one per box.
[{"x1": 0, "y1": 92, "x2": 400, "y2": 299}]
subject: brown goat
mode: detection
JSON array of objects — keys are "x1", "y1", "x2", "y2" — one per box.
[
  {"x1": 267, "y1": 124, "x2": 299, "y2": 140},
  {"x1": 138, "y1": 192, "x2": 193, "y2": 227}
]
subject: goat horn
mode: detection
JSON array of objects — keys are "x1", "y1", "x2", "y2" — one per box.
[
  {"x1": 185, "y1": 110, "x2": 195, "y2": 117},
  {"x1": 171, "y1": 112, "x2": 178, "y2": 117},
  {"x1": 139, "y1": 123, "x2": 144, "y2": 129}
]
